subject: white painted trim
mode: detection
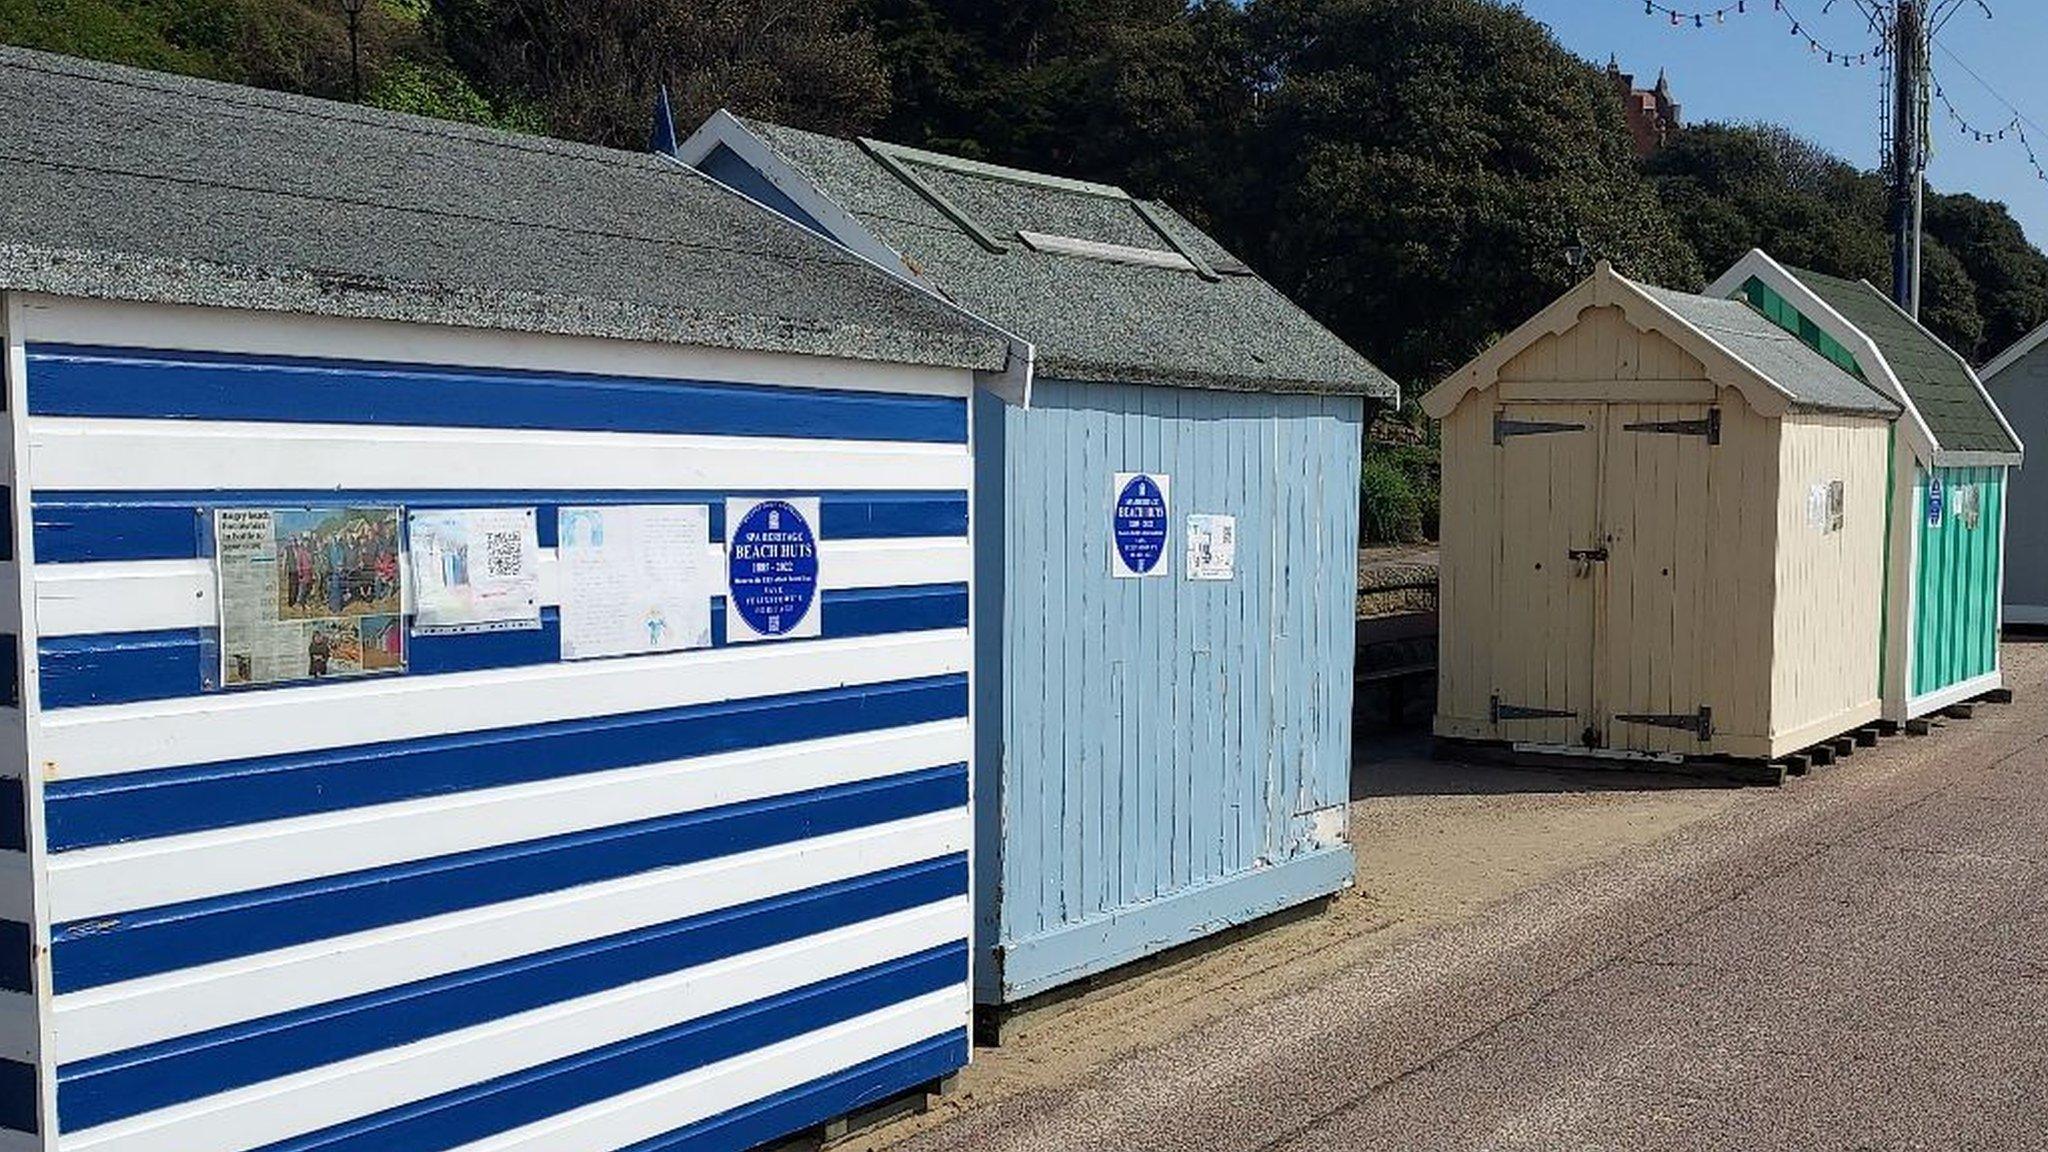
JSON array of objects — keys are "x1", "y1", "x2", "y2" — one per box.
[
  {"x1": 445, "y1": 991, "x2": 963, "y2": 1152},
  {"x1": 47, "y1": 719, "x2": 968, "y2": 920},
  {"x1": 34, "y1": 538, "x2": 972, "y2": 637},
  {"x1": 10, "y1": 294, "x2": 975, "y2": 401},
  {"x1": 1995, "y1": 464, "x2": 2010, "y2": 676},
  {"x1": 0, "y1": 1130, "x2": 40, "y2": 1152},
  {"x1": 0, "y1": 854, "x2": 30, "y2": 924},
  {"x1": 1905, "y1": 669, "x2": 2004, "y2": 719},
  {"x1": 36, "y1": 630, "x2": 970, "y2": 780},
  {"x1": 26, "y1": 417, "x2": 967, "y2": 494},
  {"x1": 4, "y1": 289, "x2": 59, "y2": 1150},
  {"x1": 1015, "y1": 231, "x2": 1194, "y2": 272},
  {"x1": 1982, "y1": 317, "x2": 2048, "y2": 381},
  {"x1": 58, "y1": 909, "x2": 966, "y2": 1152},
  {"x1": 52, "y1": 811, "x2": 968, "y2": 1063}
]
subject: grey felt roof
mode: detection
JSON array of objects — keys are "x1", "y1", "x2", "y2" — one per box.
[
  {"x1": 1638, "y1": 283, "x2": 1900, "y2": 416},
  {"x1": 1788, "y1": 268, "x2": 2016, "y2": 453},
  {"x1": 736, "y1": 118, "x2": 1399, "y2": 400},
  {"x1": 0, "y1": 47, "x2": 1010, "y2": 373}
]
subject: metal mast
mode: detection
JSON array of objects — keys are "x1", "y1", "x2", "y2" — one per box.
[{"x1": 1888, "y1": 0, "x2": 1927, "y2": 316}]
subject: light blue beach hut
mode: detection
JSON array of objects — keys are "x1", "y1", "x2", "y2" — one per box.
[{"x1": 681, "y1": 113, "x2": 1401, "y2": 1015}]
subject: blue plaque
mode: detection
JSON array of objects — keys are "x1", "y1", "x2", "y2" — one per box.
[
  {"x1": 726, "y1": 499, "x2": 820, "y2": 638},
  {"x1": 1112, "y1": 472, "x2": 1170, "y2": 577},
  {"x1": 1927, "y1": 476, "x2": 1944, "y2": 529}
]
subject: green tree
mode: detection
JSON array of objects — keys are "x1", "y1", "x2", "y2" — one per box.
[
  {"x1": 1239, "y1": 0, "x2": 1701, "y2": 385},
  {"x1": 431, "y1": 0, "x2": 891, "y2": 149}
]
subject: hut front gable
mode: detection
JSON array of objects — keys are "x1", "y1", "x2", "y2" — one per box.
[{"x1": 1496, "y1": 305, "x2": 1715, "y2": 403}]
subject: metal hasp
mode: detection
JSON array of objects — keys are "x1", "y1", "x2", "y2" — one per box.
[
  {"x1": 1490, "y1": 693, "x2": 1576, "y2": 723},
  {"x1": 1614, "y1": 706, "x2": 1713, "y2": 742},
  {"x1": 1567, "y1": 546, "x2": 1609, "y2": 563},
  {"x1": 1621, "y1": 407, "x2": 1721, "y2": 445},
  {"x1": 1494, "y1": 412, "x2": 1589, "y2": 445}
]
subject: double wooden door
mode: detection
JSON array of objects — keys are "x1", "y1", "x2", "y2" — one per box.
[{"x1": 1490, "y1": 401, "x2": 1717, "y2": 752}]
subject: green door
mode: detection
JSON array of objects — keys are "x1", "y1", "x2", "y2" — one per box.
[{"x1": 1912, "y1": 465, "x2": 2003, "y2": 698}]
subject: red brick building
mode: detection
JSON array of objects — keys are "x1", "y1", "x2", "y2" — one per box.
[{"x1": 1607, "y1": 56, "x2": 1682, "y2": 157}]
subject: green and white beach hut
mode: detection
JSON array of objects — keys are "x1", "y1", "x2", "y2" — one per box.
[{"x1": 1709, "y1": 251, "x2": 2023, "y2": 720}]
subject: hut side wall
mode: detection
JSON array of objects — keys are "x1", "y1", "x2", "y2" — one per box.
[
  {"x1": 0, "y1": 295, "x2": 43, "y2": 1144},
  {"x1": 8, "y1": 295, "x2": 979, "y2": 1152},
  {"x1": 1768, "y1": 414, "x2": 1889, "y2": 755},
  {"x1": 980, "y1": 377, "x2": 1361, "y2": 1004},
  {"x1": 1990, "y1": 350, "x2": 2048, "y2": 621},
  {"x1": 1434, "y1": 385, "x2": 1499, "y2": 740}
]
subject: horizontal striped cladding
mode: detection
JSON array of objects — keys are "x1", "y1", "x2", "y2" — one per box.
[
  {"x1": 0, "y1": 1058, "x2": 30, "y2": 1135},
  {"x1": 244, "y1": 949, "x2": 963, "y2": 1152},
  {"x1": 616, "y1": 1031, "x2": 966, "y2": 1152},
  {"x1": 37, "y1": 629, "x2": 968, "y2": 782},
  {"x1": 40, "y1": 584, "x2": 969, "y2": 708},
  {"x1": 46, "y1": 672, "x2": 966, "y2": 851},
  {"x1": 0, "y1": 780, "x2": 19, "y2": 851},
  {"x1": 57, "y1": 858, "x2": 966, "y2": 1129},
  {"x1": 31, "y1": 489, "x2": 966, "y2": 564},
  {"x1": 22, "y1": 344, "x2": 969, "y2": 443},
  {"x1": 51, "y1": 765, "x2": 966, "y2": 992},
  {"x1": 0, "y1": 920, "x2": 25, "y2": 994}
]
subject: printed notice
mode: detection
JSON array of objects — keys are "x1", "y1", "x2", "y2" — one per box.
[
  {"x1": 409, "y1": 508, "x2": 542, "y2": 634},
  {"x1": 725, "y1": 497, "x2": 823, "y2": 642},
  {"x1": 215, "y1": 506, "x2": 405, "y2": 688},
  {"x1": 557, "y1": 504, "x2": 716, "y2": 660},
  {"x1": 1185, "y1": 513, "x2": 1237, "y2": 580}
]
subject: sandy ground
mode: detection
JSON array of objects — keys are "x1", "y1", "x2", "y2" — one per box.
[{"x1": 838, "y1": 721, "x2": 1747, "y2": 1148}]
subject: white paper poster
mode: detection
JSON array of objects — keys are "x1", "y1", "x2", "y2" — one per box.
[
  {"x1": 1185, "y1": 513, "x2": 1237, "y2": 580},
  {"x1": 725, "y1": 497, "x2": 823, "y2": 642},
  {"x1": 215, "y1": 506, "x2": 406, "y2": 688},
  {"x1": 408, "y1": 507, "x2": 542, "y2": 634},
  {"x1": 1111, "y1": 472, "x2": 1171, "y2": 578},
  {"x1": 556, "y1": 504, "x2": 716, "y2": 660}
]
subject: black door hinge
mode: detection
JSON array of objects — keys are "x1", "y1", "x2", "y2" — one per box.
[
  {"x1": 1494, "y1": 412, "x2": 1590, "y2": 445},
  {"x1": 1621, "y1": 407, "x2": 1720, "y2": 445},
  {"x1": 1614, "y1": 706, "x2": 1713, "y2": 742},
  {"x1": 1491, "y1": 693, "x2": 1577, "y2": 723}
]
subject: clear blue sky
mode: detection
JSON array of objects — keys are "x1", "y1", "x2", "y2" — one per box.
[{"x1": 1512, "y1": 0, "x2": 2048, "y2": 250}]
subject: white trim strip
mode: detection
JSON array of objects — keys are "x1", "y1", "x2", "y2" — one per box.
[
  {"x1": 12, "y1": 295, "x2": 974, "y2": 400},
  {"x1": 1904, "y1": 669, "x2": 2004, "y2": 719},
  {"x1": 0, "y1": 854, "x2": 30, "y2": 924},
  {"x1": 52, "y1": 811, "x2": 967, "y2": 1063},
  {"x1": 26, "y1": 417, "x2": 967, "y2": 494},
  {"x1": 34, "y1": 540, "x2": 972, "y2": 637},
  {"x1": 446, "y1": 991, "x2": 964, "y2": 1152},
  {"x1": 47, "y1": 720, "x2": 968, "y2": 921},
  {"x1": 60, "y1": 908, "x2": 966, "y2": 1152},
  {"x1": 36, "y1": 630, "x2": 969, "y2": 780},
  {"x1": 1015, "y1": 231, "x2": 1195, "y2": 272}
]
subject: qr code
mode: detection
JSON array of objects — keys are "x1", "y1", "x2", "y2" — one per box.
[{"x1": 484, "y1": 530, "x2": 524, "y2": 578}]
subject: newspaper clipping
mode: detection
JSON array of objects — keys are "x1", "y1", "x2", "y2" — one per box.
[{"x1": 215, "y1": 506, "x2": 406, "y2": 687}]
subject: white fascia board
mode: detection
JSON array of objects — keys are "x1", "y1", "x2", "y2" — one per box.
[
  {"x1": 670, "y1": 112, "x2": 1035, "y2": 407},
  {"x1": 1982, "y1": 318, "x2": 2048, "y2": 381},
  {"x1": 1707, "y1": 249, "x2": 1939, "y2": 464}
]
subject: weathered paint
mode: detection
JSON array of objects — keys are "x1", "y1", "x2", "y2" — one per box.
[
  {"x1": 974, "y1": 378, "x2": 1361, "y2": 1003},
  {"x1": 1911, "y1": 465, "x2": 2004, "y2": 698}
]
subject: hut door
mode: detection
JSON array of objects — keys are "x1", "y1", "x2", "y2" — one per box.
[
  {"x1": 1490, "y1": 403, "x2": 1603, "y2": 747},
  {"x1": 1596, "y1": 403, "x2": 1717, "y2": 752}
]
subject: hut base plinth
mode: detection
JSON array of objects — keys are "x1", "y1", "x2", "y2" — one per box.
[{"x1": 1431, "y1": 737, "x2": 1786, "y2": 786}]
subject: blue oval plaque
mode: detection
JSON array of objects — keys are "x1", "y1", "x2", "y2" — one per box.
[
  {"x1": 727, "y1": 499, "x2": 819, "y2": 636},
  {"x1": 1113, "y1": 474, "x2": 1169, "y2": 575}
]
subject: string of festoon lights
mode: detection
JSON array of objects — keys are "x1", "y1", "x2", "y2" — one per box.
[
  {"x1": 1933, "y1": 76, "x2": 2048, "y2": 183},
  {"x1": 1630, "y1": 0, "x2": 1889, "y2": 67}
]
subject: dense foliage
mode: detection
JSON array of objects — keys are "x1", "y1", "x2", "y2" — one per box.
[{"x1": 7, "y1": 0, "x2": 2048, "y2": 540}]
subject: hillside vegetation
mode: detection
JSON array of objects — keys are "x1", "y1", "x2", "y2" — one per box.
[{"x1": 6, "y1": 0, "x2": 2046, "y2": 541}]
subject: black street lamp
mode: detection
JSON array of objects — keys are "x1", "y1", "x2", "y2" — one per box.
[{"x1": 341, "y1": 0, "x2": 366, "y2": 102}]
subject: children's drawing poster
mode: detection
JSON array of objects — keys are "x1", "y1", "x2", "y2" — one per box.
[{"x1": 556, "y1": 504, "x2": 715, "y2": 660}]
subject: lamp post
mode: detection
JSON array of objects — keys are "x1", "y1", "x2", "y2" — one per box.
[{"x1": 341, "y1": 0, "x2": 366, "y2": 102}]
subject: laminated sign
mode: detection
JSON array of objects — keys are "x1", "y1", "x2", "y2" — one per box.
[
  {"x1": 556, "y1": 505, "x2": 716, "y2": 660},
  {"x1": 407, "y1": 507, "x2": 542, "y2": 634},
  {"x1": 214, "y1": 505, "x2": 406, "y2": 688},
  {"x1": 726, "y1": 497, "x2": 823, "y2": 642},
  {"x1": 1928, "y1": 476, "x2": 1945, "y2": 528},
  {"x1": 1111, "y1": 472, "x2": 1170, "y2": 578},
  {"x1": 1185, "y1": 513, "x2": 1237, "y2": 580}
]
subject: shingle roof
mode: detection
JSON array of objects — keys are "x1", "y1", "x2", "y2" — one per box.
[
  {"x1": 0, "y1": 47, "x2": 1011, "y2": 373},
  {"x1": 733, "y1": 118, "x2": 1399, "y2": 400},
  {"x1": 1788, "y1": 267, "x2": 2016, "y2": 453},
  {"x1": 1636, "y1": 283, "x2": 1900, "y2": 416}
]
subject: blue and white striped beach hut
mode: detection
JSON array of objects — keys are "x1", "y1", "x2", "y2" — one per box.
[
  {"x1": 681, "y1": 113, "x2": 1400, "y2": 1014},
  {"x1": 0, "y1": 48, "x2": 1023, "y2": 1151}
]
